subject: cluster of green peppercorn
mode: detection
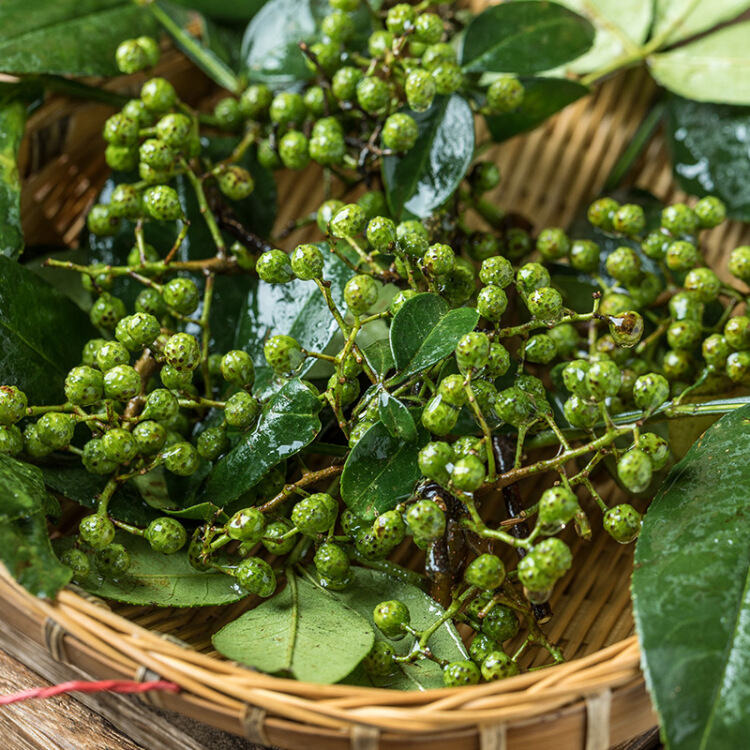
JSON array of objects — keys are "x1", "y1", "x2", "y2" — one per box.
[{"x1": 4, "y1": 7, "x2": 750, "y2": 688}]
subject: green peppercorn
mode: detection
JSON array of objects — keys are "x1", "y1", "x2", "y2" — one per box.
[
  {"x1": 235, "y1": 557, "x2": 276, "y2": 597},
  {"x1": 612, "y1": 204, "x2": 646, "y2": 235},
  {"x1": 133, "y1": 420, "x2": 167, "y2": 455},
  {"x1": 161, "y1": 441, "x2": 200, "y2": 476},
  {"x1": 164, "y1": 333, "x2": 201, "y2": 372},
  {"x1": 345, "y1": 274, "x2": 379, "y2": 315},
  {"x1": 465, "y1": 554, "x2": 505, "y2": 590},
  {"x1": 617, "y1": 449, "x2": 653, "y2": 493},
  {"x1": 666, "y1": 240, "x2": 699, "y2": 272},
  {"x1": 486, "y1": 76, "x2": 524, "y2": 114},
  {"x1": 225, "y1": 391, "x2": 260, "y2": 428},
  {"x1": 220, "y1": 350, "x2": 255, "y2": 389},
  {"x1": 264, "y1": 334, "x2": 303, "y2": 374},
  {"x1": 145, "y1": 517, "x2": 188, "y2": 554},
  {"x1": 79, "y1": 514, "x2": 116, "y2": 550},
  {"x1": 603, "y1": 504, "x2": 642, "y2": 544},
  {"x1": 661, "y1": 203, "x2": 698, "y2": 234}
]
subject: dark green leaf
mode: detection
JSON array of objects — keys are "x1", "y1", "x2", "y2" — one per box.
[
  {"x1": 166, "y1": 0, "x2": 268, "y2": 21},
  {"x1": 341, "y1": 420, "x2": 427, "y2": 520},
  {"x1": 666, "y1": 97, "x2": 750, "y2": 221},
  {"x1": 58, "y1": 532, "x2": 247, "y2": 607},
  {"x1": 0, "y1": 93, "x2": 26, "y2": 260},
  {"x1": 0, "y1": 454, "x2": 47, "y2": 523},
  {"x1": 377, "y1": 390, "x2": 417, "y2": 442},
  {"x1": 633, "y1": 404, "x2": 750, "y2": 750},
  {"x1": 201, "y1": 379, "x2": 322, "y2": 506},
  {"x1": 334, "y1": 567, "x2": 468, "y2": 690},
  {"x1": 1, "y1": 512, "x2": 71, "y2": 599},
  {"x1": 212, "y1": 573, "x2": 374, "y2": 683},
  {"x1": 362, "y1": 339, "x2": 395, "y2": 379},
  {"x1": 0, "y1": 0, "x2": 156, "y2": 76},
  {"x1": 649, "y1": 23, "x2": 750, "y2": 105},
  {"x1": 234, "y1": 249, "x2": 352, "y2": 392},
  {"x1": 484, "y1": 77, "x2": 589, "y2": 142},
  {"x1": 389, "y1": 293, "x2": 480, "y2": 381},
  {"x1": 461, "y1": 1, "x2": 595, "y2": 74},
  {"x1": 0, "y1": 255, "x2": 98, "y2": 404},
  {"x1": 382, "y1": 95, "x2": 474, "y2": 219},
  {"x1": 42, "y1": 466, "x2": 160, "y2": 527},
  {"x1": 164, "y1": 502, "x2": 228, "y2": 522}
]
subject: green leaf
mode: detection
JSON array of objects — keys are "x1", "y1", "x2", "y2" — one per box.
[
  {"x1": 164, "y1": 502, "x2": 228, "y2": 522},
  {"x1": 649, "y1": 23, "x2": 750, "y2": 105},
  {"x1": 166, "y1": 0, "x2": 268, "y2": 21},
  {"x1": 382, "y1": 95, "x2": 474, "y2": 220},
  {"x1": 652, "y1": 0, "x2": 750, "y2": 46},
  {"x1": 58, "y1": 532, "x2": 246, "y2": 607},
  {"x1": 0, "y1": 93, "x2": 26, "y2": 260},
  {"x1": 0, "y1": 454, "x2": 47, "y2": 523},
  {"x1": 341, "y1": 420, "x2": 427, "y2": 520},
  {"x1": 201, "y1": 379, "x2": 322, "y2": 506},
  {"x1": 389, "y1": 293, "x2": 480, "y2": 381},
  {"x1": 666, "y1": 97, "x2": 750, "y2": 221},
  {"x1": 212, "y1": 573, "x2": 374, "y2": 683},
  {"x1": 362, "y1": 339, "x2": 395, "y2": 379},
  {"x1": 334, "y1": 568, "x2": 469, "y2": 690},
  {"x1": 633, "y1": 403, "x2": 750, "y2": 750},
  {"x1": 527, "y1": 0, "x2": 652, "y2": 74},
  {"x1": 377, "y1": 390, "x2": 417, "y2": 442},
  {"x1": 0, "y1": 255, "x2": 98, "y2": 404},
  {"x1": 234, "y1": 249, "x2": 353, "y2": 392},
  {"x1": 1, "y1": 512, "x2": 72, "y2": 599},
  {"x1": 460, "y1": 1, "x2": 595, "y2": 74},
  {"x1": 484, "y1": 77, "x2": 589, "y2": 142},
  {"x1": 42, "y1": 466, "x2": 160, "y2": 527},
  {"x1": 0, "y1": 0, "x2": 156, "y2": 76}
]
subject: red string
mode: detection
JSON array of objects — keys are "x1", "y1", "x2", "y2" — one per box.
[{"x1": 0, "y1": 679, "x2": 181, "y2": 705}]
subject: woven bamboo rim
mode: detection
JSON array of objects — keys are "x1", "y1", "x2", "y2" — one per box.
[{"x1": 4, "y1": 34, "x2": 750, "y2": 750}]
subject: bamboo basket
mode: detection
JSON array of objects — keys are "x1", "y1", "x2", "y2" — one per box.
[{"x1": 4, "y1": 33, "x2": 750, "y2": 750}]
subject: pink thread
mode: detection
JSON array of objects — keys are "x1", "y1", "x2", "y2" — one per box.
[{"x1": 0, "y1": 679, "x2": 181, "y2": 705}]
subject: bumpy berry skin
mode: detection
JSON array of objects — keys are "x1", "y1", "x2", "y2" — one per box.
[
  {"x1": 638, "y1": 433, "x2": 670, "y2": 471},
  {"x1": 523, "y1": 334, "x2": 557, "y2": 365},
  {"x1": 418, "y1": 441, "x2": 454, "y2": 485},
  {"x1": 154, "y1": 112, "x2": 192, "y2": 150},
  {"x1": 159, "y1": 441, "x2": 198, "y2": 476},
  {"x1": 693, "y1": 195, "x2": 726, "y2": 228},
  {"x1": 220, "y1": 350, "x2": 255, "y2": 389},
  {"x1": 606, "y1": 246, "x2": 642, "y2": 283},
  {"x1": 118, "y1": 312, "x2": 161, "y2": 350},
  {"x1": 451, "y1": 455, "x2": 486, "y2": 492},
  {"x1": 356, "y1": 76, "x2": 390, "y2": 115},
  {"x1": 684, "y1": 268, "x2": 720, "y2": 303},
  {"x1": 331, "y1": 66, "x2": 362, "y2": 101},
  {"x1": 586, "y1": 361, "x2": 621, "y2": 401},
  {"x1": 116, "y1": 39, "x2": 149, "y2": 74},
  {"x1": 103, "y1": 113, "x2": 139, "y2": 146},
  {"x1": 465, "y1": 554, "x2": 506, "y2": 590},
  {"x1": 539, "y1": 486, "x2": 579, "y2": 527},
  {"x1": 278, "y1": 131, "x2": 310, "y2": 171},
  {"x1": 313, "y1": 542, "x2": 350, "y2": 584},
  {"x1": 225, "y1": 391, "x2": 260, "y2": 428},
  {"x1": 481, "y1": 651, "x2": 520, "y2": 681},
  {"x1": 143, "y1": 389, "x2": 179, "y2": 422},
  {"x1": 261, "y1": 519, "x2": 297, "y2": 556},
  {"x1": 587, "y1": 197, "x2": 619, "y2": 230},
  {"x1": 443, "y1": 660, "x2": 481, "y2": 687},
  {"x1": 362, "y1": 642, "x2": 396, "y2": 676},
  {"x1": 344, "y1": 275, "x2": 378, "y2": 315},
  {"x1": 406, "y1": 499, "x2": 446, "y2": 541},
  {"x1": 603, "y1": 504, "x2": 642, "y2": 544},
  {"x1": 667, "y1": 319, "x2": 702, "y2": 351},
  {"x1": 432, "y1": 62, "x2": 463, "y2": 95},
  {"x1": 82, "y1": 438, "x2": 118, "y2": 475},
  {"x1": 90, "y1": 294, "x2": 127, "y2": 330},
  {"x1": 292, "y1": 493, "x2": 338, "y2": 535},
  {"x1": 133, "y1": 420, "x2": 167, "y2": 455},
  {"x1": 141, "y1": 78, "x2": 178, "y2": 112},
  {"x1": 101, "y1": 427, "x2": 138, "y2": 464},
  {"x1": 536, "y1": 228, "x2": 570, "y2": 261},
  {"x1": 225, "y1": 507, "x2": 266, "y2": 544},
  {"x1": 527, "y1": 286, "x2": 563, "y2": 321},
  {"x1": 612, "y1": 203, "x2": 646, "y2": 235},
  {"x1": 386, "y1": 3, "x2": 415, "y2": 33},
  {"x1": 456, "y1": 332, "x2": 491, "y2": 372},
  {"x1": 382, "y1": 113, "x2": 418, "y2": 152},
  {"x1": 486, "y1": 76, "x2": 524, "y2": 113},
  {"x1": 563, "y1": 395, "x2": 598, "y2": 429},
  {"x1": 366, "y1": 216, "x2": 397, "y2": 252},
  {"x1": 562, "y1": 360, "x2": 591, "y2": 397},
  {"x1": 618, "y1": 449, "x2": 653, "y2": 493},
  {"x1": 726, "y1": 351, "x2": 750, "y2": 384},
  {"x1": 264, "y1": 335, "x2": 303, "y2": 374},
  {"x1": 164, "y1": 333, "x2": 201, "y2": 373},
  {"x1": 608, "y1": 311, "x2": 644, "y2": 348},
  {"x1": 516, "y1": 263, "x2": 550, "y2": 296},
  {"x1": 404, "y1": 68, "x2": 436, "y2": 112},
  {"x1": 421, "y1": 243, "x2": 455, "y2": 276},
  {"x1": 569, "y1": 239, "x2": 600, "y2": 273},
  {"x1": 235, "y1": 557, "x2": 276, "y2": 597},
  {"x1": 728, "y1": 245, "x2": 750, "y2": 283},
  {"x1": 257, "y1": 249, "x2": 294, "y2": 285},
  {"x1": 195, "y1": 426, "x2": 226, "y2": 461},
  {"x1": 661, "y1": 203, "x2": 698, "y2": 234},
  {"x1": 703, "y1": 334, "x2": 731, "y2": 369},
  {"x1": 665, "y1": 240, "x2": 699, "y2": 272},
  {"x1": 633, "y1": 373, "x2": 670, "y2": 411},
  {"x1": 23, "y1": 423, "x2": 53, "y2": 458},
  {"x1": 96, "y1": 543, "x2": 131, "y2": 576},
  {"x1": 65, "y1": 366, "x2": 104, "y2": 406},
  {"x1": 79, "y1": 514, "x2": 116, "y2": 550},
  {"x1": 374, "y1": 599, "x2": 410, "y2": 639},
  {"x1": 435, "y1": 375, "x2": 466, "y2": 409},
  {"x1": 330, "y1": 204, "x2": 367, "y2": 239},
  {"x1": 0, "y1": 425, "x2": 23, "y2": 456},
  {"x1": 239, "y1": 84, "x2": 273, "y2": 120},
  {"x1": 139, "y1": 138, "x2": 174, "y2": 171},
  {"x1": 0, "y1": 386, "x2": 28, "y2": 426},
  {"x1": 60, "y1": 548, "x2": 91, "y2": 581},
  {"x1": 144, "y1": 185, "x2": 183, "y2": 221},
  {"x1": 217, "y1": 165, "x2": 255, "y2": 200},
  {"x1": 725, "y1": 315, "x2": 750, "y2": 350},
  {"x1": 145, "y1": 517, "x2": 188, "y2": 554}
]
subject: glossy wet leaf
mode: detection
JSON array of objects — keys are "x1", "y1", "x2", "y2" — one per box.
[
  {"x1": 362, "y1": 339, "x2": 395, "y2": 380},
  {"x1": 0, "y1": 0, "x2": 156, "y2": 76},
  {"x1": 529, "y1": 0, "x2": 651, "y2": 74},
  {"x1": 164, "y1": 502, "x2": 228, "y2": 522},
  {"x1": 167, "y1": 0, "x2": 268, "y2": 21},
  {"x1": 485, "y1": 77, "x2": 589, "y2": 142},
  {"x1": 212, "y1": 574, "x2": 374, "y2": 683},
  {"x1": 0, "y1": 92, "x2": 26, "y2": 260},
  {"x1": 649, "y1": 23, "x2": 750, "y2": 105},
  {"x1": 234, "y1": 249, "x2": 352, "y2": 391},
  {"x1": 382, "y1": 95, "x2": 474, "y2": 220},
  {"x1": 1, "y1": 512, "x2": 72, "y2": 599},
  {"x1": 652, "y1": 0, "x2": 750, "y2": 46},
  {"x1": 341, "y1": 420, "x2": 427, "y2": 520},
  {"x1": 0, "y1": 454, "x2": 47, "y2": 523},
  {"x1": 201, "y1": 379, "x2": 322, "y2": 507},
  {"x1": 389, "y1": 293, "x2": 480, "y2": 381},
  {"x1": 377, "y1": 390, "x2": 417, "y2": 442},
  {"x1": 666, "y1": 97, "x2": 750, "y2": 221},
  {"x1": 461, "y1": 1, "x2": 595, "y2": 74},
  {"x1": 633, "y1": 403, "x2": 750, "y2": 750},
  {"x1": 0, "y1": 255, "x2": 97, "y2": 405},
  {"x1": 42, "y1": 466, "x2": 160, "y2": 527},
  {"x1": 57, "y1": 532, "x2": 246, "y2": 607},
  {"x1": 335, "y1": 567, "x2": 469, "y2": 690}
]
